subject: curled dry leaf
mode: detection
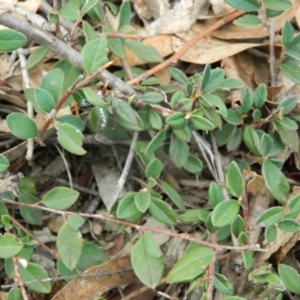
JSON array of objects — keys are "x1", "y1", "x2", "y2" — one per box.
[{"x1": 51, "y1": 255, "x2": 139, "y2": 300}]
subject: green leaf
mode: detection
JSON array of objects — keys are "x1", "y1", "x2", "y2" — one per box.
[
  {"x1": 191, "y1": 112, "x2": 215, "y2": 131},
  {"x1": 242, "y1": 126, "x2": 261, "y2": 156},
  {"x1": 278, "y1": 96, "x2": 298, "y2": 114},
  {"x1": 219, "y1": 78, "x2": 244, "y2": 89},
  {"x1": 243, "y1": 250, "x2": 253, "y2": 270},
  {"x1": 170, "y1": 137, "x2": 189, "y2": 168},
  {"x1": 169, "y1": 67, "x2": 188, "y2": 83},
  {"x1": 125, "y1": 40, "x2": 163, "y2": 63},
  {"x1": 278, "y1": 219, "x2": 300, "y2": 232},
  {"x1": 0, "y1": 29, "x2": 27, "y2": 51},
  {"x1": 135, "y1": 191, "x2": 151, "y2": 213},
  {"x1": 226, "y1": 161, "x2": 243, "y2": 197},
  {"x1": 282, "y1": 21, "x2": 293, "y2": 48},
  {"x1": 231, "y1": 215, "x2": 246, "y2": 239},
  {"x1": 149, "y1": 197, "x2": 177, "y2": 225},
  {"x1": 34, "y1": 88, "x2": 55, "y2": 113},
  {"x1": 183, "y1": 155, "x2": 203, "y2": 174},
  {"x1": 56, "y1": 115, "x2": 85, "y2": 132},
  {"x1": 68, "y1": 215, "x2": 85, "y2": 231},
  {"x1": 102, "y1": 25, "x2": 125, "y2": 60},
  {"x1": 224, "y1": 0, "x2": 259, "y2": 11},
  {"x1": 116, "y1": 193, "x2": 143, "y2": 222},
  {"x1": 83, "y1": 87, "x2": 107, "y2": 107},
  {"x1": 257, "y1": 207, "x2": 285, "y2": 226},
  {"x1": 19, "y1": 193, "x2": 43, "y2": 225},
  {"x1": 261, "y1": 134, "x2": 273, "y2": 157},
  {"x1": 214, "y1": 273, "x2": 234, "y2": 295},
  {"x1": 264, "y1": 0, "x2": 293, "y2": 10},
  {"x1": 57, "y1": 221, "x2": 83, "y2": 270},
  {"x1": 241, "y1": 87, "x2": 254, "y2": 114},
  {"x1": 76, "y1": 240, "x2": 108, "y2": 271},
  {"x1": 201, "y1": 67, "x2": 225, "y2": 93},
  {"x1": 166, "y1": 112, "x2": 187, "y2": 130},
  {"x1": 118, "y1": 0, "x2": 131, "y2": 29},
  {"x1": 265, "y1": 224, "x2": 277, "y2": 242},
  {"x1": 149, "y1": 110, "x2": 163, "y2": 130},
  {"x1": 19, "y1": 263, "x2": 51, "y2": 293},
  {"x1": 223, "y1": 297, "x2": 247, "y2": 300},
  {"x1": 82, "y1": 21, "x2": 98, "y2": 42},
  {"x1": 211, "y1": 200, "x2": 240, "y2": 227},
  {"x1": 286, "y1": 195, "x2": 300, "y2": 219},
  {"x1": 208, "y1": 182, "x2": 223, "y2": 207},
  {"x1": 146, "y1": 129, "x2": 166, "y2": 153},
  {"x1": 7, "y1": 113, "x2": 38, "y2": 139},
  {"x1": 0, "y1": 233, "x2": 23, "y2": 259},
  {"x1": 0, "y1": 154, "x2": 9, "y2": 173},
  {"x1": 41, "y1": 186, "x2": 79, "y2": 210},
  {"x1": 131, "y1": 232, "x2": 164, "y2": 289},
  {"x1": 146, "y1": 159, "x2": 163, "y2": 178},
  {"x1": 215, "y1": 124, "x2": 236, "y2": 147},
  {"x1": 167, "y1": 247, "x2": 214, "y2": 283},
  {"x1": 280, "y1": 62, "x2": 300, "y2": 85},
  {"x1": 233, "y1": 15, "x2": 261, "y2": 27},
  {"x1": 7, "y1": 287, "x2": 22, "y2": 300},
  {"x1": 262, "y1": 160, "x2": 283, "y2": 198},
  {"x1": 26, "y1": 46, "x2": 49, "y2": 70},
  {"x1": 173, "y1": 126, "x2": 192, "y2": 142},
  {"x1": 278, "y1": 264, "x2": 300, "y2": 294},
  {"x1": 178, "y1": 209, "x2": 210, "y2": 222},
  {"x1": 55, "y1": 122, "x2": 86, "y2": 155},
  {"x1": 40, "y1": 68, "x2": 64, "y2": 103},
  {"x1": 82, "y1": 35, "x2": 108, "y2": 72},
  {"x1": 81, "y1": 0, "x2": 98, "y2": 16},
  {"x1": 160, "y1": 181, "x2": 184, "y2": 212},
  {"x1": 141, "y1": 92, "x2": 164, "y2": 104}
]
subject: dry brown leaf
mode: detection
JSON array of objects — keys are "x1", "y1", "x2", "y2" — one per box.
[
  {"x1": 172, "y1": 22, "x2": 262, "y2": 64},
  {"x1": 211, "y1": 0, "x2": 300, "y2": 40},
  {"x1": 111, "y1": 34, "x2": 173, "y2": 66},
  {"x1": 51, "y1": 255, "x2": 139, "y2": 300}
]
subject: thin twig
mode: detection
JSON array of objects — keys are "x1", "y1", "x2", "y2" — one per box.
[
  {"x1": 12, "y1": 255, "x2": 28, "y2": 300},
  {"x1": 1, "y1": 198, "x2": 266, "y2": 252}
]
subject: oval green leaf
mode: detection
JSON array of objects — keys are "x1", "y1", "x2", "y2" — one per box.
[
  {"x1": 211, "y1": 200, "x2": 240, "y2": 227},
  {"x1": 7, "y1": 113, "x2": 38, "y2": 139},
  {"x1": 0, "y1": 29, "x2": 27, "y2": 51}
]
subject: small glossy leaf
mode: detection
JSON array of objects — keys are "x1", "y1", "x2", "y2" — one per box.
[
  {"x1": 146, "y1": 159, "x2": 163, "y2": 178},
  {"x1": 82, "y1": 35, "x2": 108, "y2": 72},
  {"x1": 41, "y1": 187, "x2": 79, "y2": 210},
  {"x1": 56, "y1": 122, "x2": 86, "y2": 155},
  {"x1": 167, "y1": 247, "x2": 214, "y2": 283},
  {"x1": 26, "y1": 46, "x2": 49, "y2": 70},
  {"x1": 57, "y1": 222, "x2": 83, "y2": 270},
  {"x1": 131, "y1": 232, "x2": 164, "y2": 289},
  {"x1": 0, "y1": 233, "x2": 23, "y2": 259},
  {"x1": 0, "y1": 29, "x2": 27, "y2": 51},
  {"x1": 226, "y1": 161, "x2": 243, "y2": 197},
  {"x1": 160, "y1": 181, "x2": 184, "y2": 212},
  {"x1": 113, "y1": 98, "x2": 139, "y2": 129},
  {"x1": 56, "y1": 115, "x2": 85, "y2": 132},
  {"x1": 125, "y1": 40, "x2": 163, "y2": 63},
  {"x1": 19, "y1": 263, "x2": 51, "y2": 293},
  {"x1": 149, "y1": 197, "x2": 177, "y2": 225},
  {"x1": 7, "y1": 113, "x2": 38, "y2": 139},
  {"x1": 278, "y1": 219, "x2": 300, "y2": 232},
  {"x1": 211, "y1": 200, "x2": 240, "y2": 227},
  {"x1": 34, "y1": 88, "x2": 55, "y2": 113},
  {"x1": 0, "y1": 154, "x2": 9, "y2": 173},
  {"x1": 183, "y1": 155, "x2": 203, "y2": 174},
  {"x1": 135, "y1": 191, "x2": 151, "y2": 213},
  {"x1": 279, "y1": 264, "x2": 300, "y2": 294},
  {"x1": 257, "y1": 207, "x2": 284, "y2": 226},
  {"x1": 224, "y1": 0, "x2": 259, "y2": 11},
  {"x1": 214, "y1": 273, "x2": 234, "y2": 295}
]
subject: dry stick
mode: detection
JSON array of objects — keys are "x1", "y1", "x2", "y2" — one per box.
[
  {"x1": 2, "y1": 198, "x2": 266, "y2": 252},
  {"x1": 12, "y1": 255, "x2": 29, "y2": 300},
  {"x1": 127, "y1": 10, "x2": 245, "y2": 85}
]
